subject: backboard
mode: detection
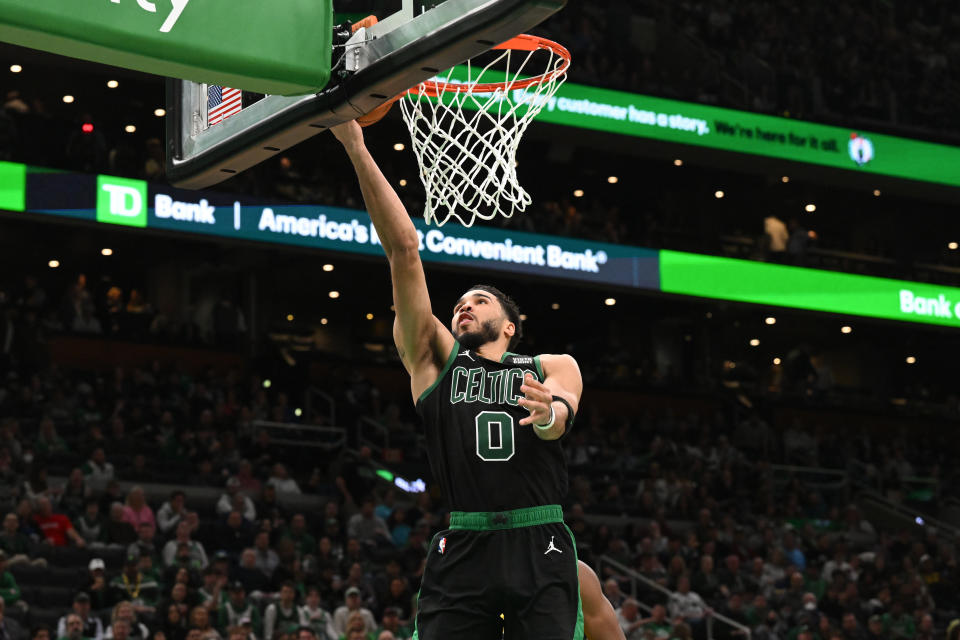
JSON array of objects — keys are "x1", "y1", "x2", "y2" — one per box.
[{"x1": 166, "y1": 0, "x2": 566, "y2": 190}]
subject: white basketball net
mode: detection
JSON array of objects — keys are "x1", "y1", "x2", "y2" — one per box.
[{"x1": 399, "y1": 38, "x2": 568, "y2": 227}]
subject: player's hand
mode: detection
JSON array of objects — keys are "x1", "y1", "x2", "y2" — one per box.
[
  {"x1": 330, "y1": 120, "x2": 365, "y2": 152},
  {"x1": 518, "y1": 373, "x2": 553, "y2": 426}
]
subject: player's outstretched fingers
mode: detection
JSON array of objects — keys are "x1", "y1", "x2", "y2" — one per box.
[{"x1": 518, "y1": 373, "x2": 552, "y2": 425}]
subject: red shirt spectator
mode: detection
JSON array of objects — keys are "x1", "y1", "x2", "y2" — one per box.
[{"x1": 32, "y1": 496, "x2": 85, "y2": 548}]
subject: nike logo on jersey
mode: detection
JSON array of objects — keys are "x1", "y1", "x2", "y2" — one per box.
[{"x1": 544, "y1": 535, "x2": 562, "y2": 555}]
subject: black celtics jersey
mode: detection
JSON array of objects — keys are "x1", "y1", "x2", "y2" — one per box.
[{"x1": 415, "y1": 341, "x2": 568, "y2": 512}]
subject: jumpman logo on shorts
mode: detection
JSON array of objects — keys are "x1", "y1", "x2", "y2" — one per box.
[{"x1": 544, "y1": 535, "x2": 562, "y2": 555}]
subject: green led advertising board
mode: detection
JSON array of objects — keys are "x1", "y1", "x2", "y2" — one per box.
[
  {"x1": 439, "y1": 67, "x2": 960, "y2": 188},
  {"x1": 0, "y1": 161, "x2": 26, "y2": 211},
  {"x1": 660, "y1": 250, "x2": 960, "y2": 329},
  {"x1": 9, "y1": 162, "x2": 960, "y2": 331}
]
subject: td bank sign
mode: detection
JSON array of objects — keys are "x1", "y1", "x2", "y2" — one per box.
[
  {"x1": 96, "y1": 176, "x2": 216, "y2": 228},
  {"x1": 97, "y1": 176, "x2": 148, "y2": 227}
]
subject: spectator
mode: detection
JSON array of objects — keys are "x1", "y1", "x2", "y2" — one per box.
[
  {"x1": 782, "y1": 531, "x2": 806, "y2": 570},
  {"x1": 602, "y1": 579, "x2": 626, "y2": 610},
  {"x1": 668, "y1": 576, "x2": 709, "y2": 625},
  {"x1": 104, "y1": 503, "x2": 137, "y2": 547},
  {"x1": 881, "y1": 600, "x2": 915, "y2": 640},
  {"x1": 255, "y1": 485, "x2": 286, "y2": 528},
  {"x1": 132, "y1": 522, "x2": 161, "y2": 567},
  {"x1": 266, "y1": 465, "x2": 300, "y2": 495},
  {"x1": 85, "y1": 558, "x2": 111, "y2": 611},
  {"x1": 197, "y1": 569, "x2": 226, "y2": 611},
  {"x1": 841, "y1": 612, "x2": 865, "y2": 640},
  {"x1": 615, "y1": 598, "x2": 644, "y2": 640},
  {"x1": 215, "y1": 480, "x2": 255, "y2": 523},
  {"x1": 59, "y1": 469, "x2": 91, "y2": 520},
  {"x1": 339, "y1": 611, "x2": 374, "y2": 640},
  {"x1": 34, "y1": 417, "x2": 68, "y2": 458},
  {"x1": 374, "y1": 608, "x2": 409, "y2": 640},
  {"x1": 22, "y1": 467, "x2": 54, "y2": 502},
  {"x1": 0, "y1": 514, "x2": 42, "y2": 566},
  {"x1": 121, "y1": 487, "x2": 155, "y2": 531},
  {"x1": 187, "y1": 608, "x2": 220, "y2": 640},
  {"x1": 263, "y1": 582, "x2": 299, "y2": 640},
  {"x1": 0, "y1": 552, "x2": 24, "y2": 617},
  {"x1": 0, "y1": 599, "x2": 25, "y2": 640},
  {"x1": 58, "y1": 614, "x2": 86, "y2": 640},
  {"x1": 866, "y1": 615, "x2": 885, "y2": 640},
  {"x1": 82, "y1": 448, "x2": 115, "y2": 496},
  {"x1": 160, "y1": 604, "x2": 187, "y2": 640},
  {"x1": 234, "y1": 462, "x2": 261, "y2": 498},
  {"x1": 298, "y1": 587, "x2": 336, "y2": 640},
  {"x1": 109, "y1": 549, "x2": 160, "y2": 614},
  {"x1": 332, "y1": 588, "x2": 376, "y2": 639},
  {"x1": 639, "y1": 604, "x2": 671, "y2": 639},
  {"x1": 156, "y1": 492, "x2": 189, "y2": 537},
  {"x1": 104, "y1": 603, "x2": 149, "y2": 640},
  {"x1": 691, "y1": 555, "x2": 722, "y2": 603},
  {"x1": 216, "y1": 511, "x2": 253, "y2": 558},
  {"x1": 217, "y1": 583, "x2": 259, "y2": 637},
  {"x1": 763, "y1": 215, "x2": 789, "y2": 258},
  {"x1": 162, "y1": 521, "x2": 208, "y2": 570},
  {"x1": 57, "y1": 592, "x2": 104, "y2": 640},
  {"x1": 280, "y1": 515, "x2": 316, "y2": 559},
  {"x1": 347, "y1": 500, "x2": 392, "y2": 549},
  {"x1": 105, "y1": 621, "x2": 129, "y2": 640},
  {"x1": 251, "y1": 532, "x2": 278, "y2": 579},
  {"x1": 915, "y1": 614, "x2": 934, "y2": 640},
  {"x1": 379, "y1": 577, "x2": 412, "y2": 623},
  {"x1": 32, "y1": 496, "x2": 85, "y2": 547},
  {"x1": 233, "y1": 549, "x2": 270, "y2": 596},
  {"x1": 74, "y1": 500, "x2": 107, "y2": 545}
]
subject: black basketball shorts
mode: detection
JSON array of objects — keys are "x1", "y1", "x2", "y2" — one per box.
[{"x1": 412, "y1": 504, "x2": 583, "y2": 640}]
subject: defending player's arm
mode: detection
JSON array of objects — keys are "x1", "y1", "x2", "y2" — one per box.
[
  {"x1": 518, "y1": 353, "x2": 582, "y2": 440},
  {"x1": 331, "y1": 121, "x2": 454, "y2": 399},
  {"x1": 578, "y1": 560, "x2": 627, "y2": 640}
]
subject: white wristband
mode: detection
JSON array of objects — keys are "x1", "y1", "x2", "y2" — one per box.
[{"x1": 534, "y1": 404, "x2": 556, "y2": 431}]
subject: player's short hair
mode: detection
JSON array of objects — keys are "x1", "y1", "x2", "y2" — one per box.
[{"x1": 467, "y1": 284, "x2": 522, "y2": 349}]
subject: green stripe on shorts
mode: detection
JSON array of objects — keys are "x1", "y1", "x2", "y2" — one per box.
[{"x1": 449, "y1": 504, "x2": 563, "y2": 530}]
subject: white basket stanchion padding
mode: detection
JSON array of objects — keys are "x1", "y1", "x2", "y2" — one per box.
[{"x1": 399, "y1": 35, "x2": 569, "y2": 227}]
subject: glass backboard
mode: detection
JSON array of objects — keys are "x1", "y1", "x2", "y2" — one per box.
[{"x1": 166, "y1": 0, "x2": 565, "y2": 189}]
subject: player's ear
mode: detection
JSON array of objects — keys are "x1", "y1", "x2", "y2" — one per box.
[{"x1": 503, "y1": 320, "x2": 515, "y2": 339}]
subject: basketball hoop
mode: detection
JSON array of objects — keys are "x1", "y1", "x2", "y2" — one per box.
[{"x1": 399, "y1": 35, "x2": 570, "y2": 227}]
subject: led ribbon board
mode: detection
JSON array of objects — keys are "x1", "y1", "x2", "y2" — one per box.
[
  {"x1": 660, "y1": 250, "x2": 960, "y2": 329},
  {"x1": 435, "y1": 67, "x2": 960, "y2": 188},
  {"x1": 9, "y1": 164, "x2": 960, "y2": 329},
  {"x1": 20, "y1": 167, "x2": 659, "y2": 290}
]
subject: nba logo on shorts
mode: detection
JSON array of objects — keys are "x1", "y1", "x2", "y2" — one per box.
[{"x1": 438, "y1": 537, "x2": 447, "y2": 554}]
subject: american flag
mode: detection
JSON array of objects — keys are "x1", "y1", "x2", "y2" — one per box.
[{"x1": 207, "y1": 85, "x2": 242, "y2": 125}]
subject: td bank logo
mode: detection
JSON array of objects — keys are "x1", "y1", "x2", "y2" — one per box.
[{"x1": 97, "y1": 176, "x2": 147, "y2": 227}]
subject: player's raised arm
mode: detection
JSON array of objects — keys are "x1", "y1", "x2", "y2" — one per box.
[{"x1": 331, "y1": 122, "x2": 454, "y2": 398}]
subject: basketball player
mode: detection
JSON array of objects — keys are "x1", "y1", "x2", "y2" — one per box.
[
  {"x1": 578, "y1": 561, "x2": 627, "y2": 640},
  {"x1": 332, "y1": 119, "x2": 583, "y2": 640}
]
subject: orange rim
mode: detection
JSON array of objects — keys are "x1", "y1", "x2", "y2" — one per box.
[{"x1": 407, "y1": 34, "x2": 570, "y2": 98}]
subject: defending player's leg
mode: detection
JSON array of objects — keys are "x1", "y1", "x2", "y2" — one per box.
[{"x1": 577, "y1": 560, "x2": 626, "y2": 640}]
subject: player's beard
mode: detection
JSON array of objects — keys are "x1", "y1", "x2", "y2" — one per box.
[{"x1": 456, "y1": 318, "x2": 501, "y2": 351}]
